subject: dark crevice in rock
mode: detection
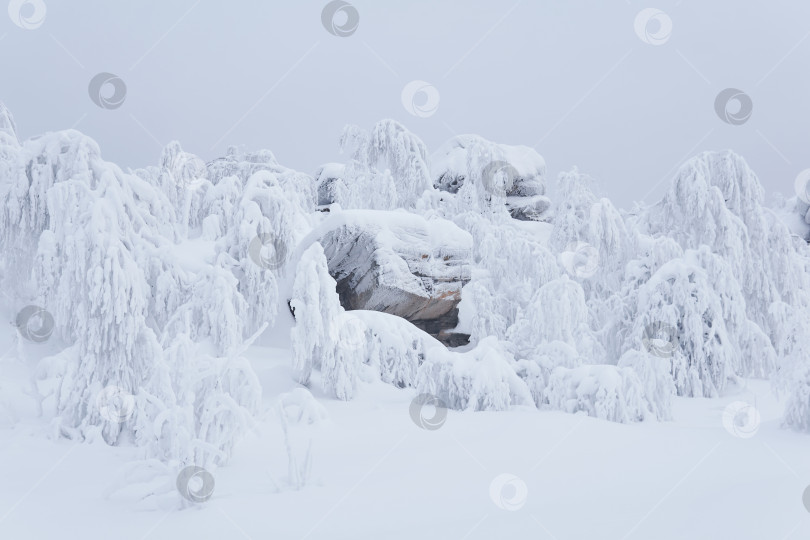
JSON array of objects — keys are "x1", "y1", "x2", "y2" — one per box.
[{"x1": 320, "y1": 212, "x2": 472, "y2": 347}]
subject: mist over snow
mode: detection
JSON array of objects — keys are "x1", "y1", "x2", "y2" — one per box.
[{"x1": 2, "y1": 2, "x2": 810, "y2": 539}]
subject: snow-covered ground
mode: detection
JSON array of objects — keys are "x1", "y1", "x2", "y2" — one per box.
[{"x1": 2, "y1": 312, "x2": 809, "y2": 540}]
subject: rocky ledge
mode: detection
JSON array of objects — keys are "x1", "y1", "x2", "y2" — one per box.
[{"x1": 311, "y1": 210, "x2": 472, "y2": 346}]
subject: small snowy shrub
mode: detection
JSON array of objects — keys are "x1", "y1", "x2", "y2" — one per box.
[
  {"x1": 616, "y1": 349, "x2": 674, "y2": 421},
  {"x1": 277, "y1": 388, "x2": 329, "y2": 490},
  {"x1": 415, "y1": 337, "x2": 534, "y2": 411},
  {"x1": 545, "y1": 364, "x2": 653, "y2": 423}
]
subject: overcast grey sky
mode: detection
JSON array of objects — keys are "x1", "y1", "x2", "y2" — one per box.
[{"x1": 1, "y1": 0, "x2": 808, "y2": 209}]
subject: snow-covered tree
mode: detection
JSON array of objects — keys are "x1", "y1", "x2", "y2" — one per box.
[
  {"x1": 454, "y1": 212, "x2": 559, "y2": 344},
  {"x1": 545, "y1": 364, "x2": 658, "y2": 423},
  {"x1": 616, "y1": 349, "x2": 674, "y2": 420},
  {"x1": 415, "y1": 337, "x2": 534, "y2": 411},
  {"x1": 336, "y1": 119, "x2": 433, "y2": 210},
  {"x1": 507, "y1": 275, "x2": 600, "y2": 363},
  {"x1": 290, "y1": 242, "x2": 362, "y2": 400},
  {"x1": 7, "y1": 98, "x2": 810, "y2": 451},
  {"x1": 0, "y1": 121, "x2": 264, "y2": 466},
  {"x1": 643, "y1": 151, "x2": 810, "y2": 334},
  {"x1": 355, "y1": 310, "x2": 436, "y2": 389},
  {"x1": 630, "y1": 253, "x2": 737, "y2": 398}
]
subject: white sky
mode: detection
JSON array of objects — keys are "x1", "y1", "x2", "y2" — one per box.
[{"x1": 1, "y1": 0, "x2": 808, "y2": 209}]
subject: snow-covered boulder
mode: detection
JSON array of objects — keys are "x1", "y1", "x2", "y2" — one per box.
[
  {"x1": 431, "y1": 134, "x2": 551, "y2": 221},
  {"x1": 308, "y1": 210, "x2": 473, "y2": 345}
]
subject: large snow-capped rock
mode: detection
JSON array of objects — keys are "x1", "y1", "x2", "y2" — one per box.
[
  {"x1": 306, "y1": 210, "x2": 473, "y2": 346},
  {"x1": 431, "y1": 134, "x2": 551, "y2": 221}
]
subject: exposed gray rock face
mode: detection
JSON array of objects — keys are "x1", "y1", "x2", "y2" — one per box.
[
  {"x1": 313, "y1": 210, "x2": 472, "y2": 346},
  {"x1": 431, "y1": 134, "x2": 552, "y2": 222},
  {"x1": 507, "y1": 195, "x2": 551, "y2": 221},
  {"x1": 314, "y1": 163, "x2": 346, "y2": 206}
]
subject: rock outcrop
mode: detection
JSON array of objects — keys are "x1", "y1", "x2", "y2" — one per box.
[
  {"x1": 312, "y1": 210, "x2": 472, "y2": 346},
  {"x1": 314, "y1": 163, "x2": 346, "y2": 206},
  {"x1": 431, "y1": 134, "x2": 551, "y2": 221}
]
